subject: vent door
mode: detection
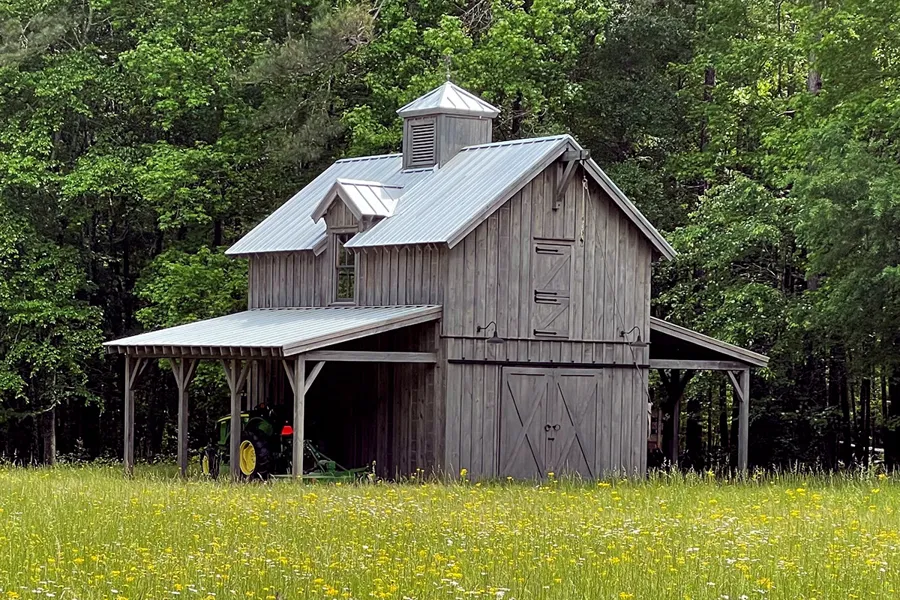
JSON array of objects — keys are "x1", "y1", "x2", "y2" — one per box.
[
  {"x1": 405, "y1": 118, "x2": 437, "y2": 168},
  {"x1": 531, "y1": 242, "x2": 573, "y2": 338}
]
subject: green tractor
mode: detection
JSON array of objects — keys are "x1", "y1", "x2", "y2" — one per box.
[{"x1": 200, "y1": 405, "x2": 370, "y2": 481}]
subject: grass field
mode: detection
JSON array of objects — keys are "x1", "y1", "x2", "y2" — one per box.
[{"x1": 0, "y1": 467, "x2": 898, "y2": 599}]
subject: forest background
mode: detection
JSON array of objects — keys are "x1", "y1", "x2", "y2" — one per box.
[{"x1": 0, "y1": 0, "x2": 897, "y2": 471}]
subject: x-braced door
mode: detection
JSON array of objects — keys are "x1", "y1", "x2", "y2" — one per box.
[{"x1": 500, "y1": 368, "x2": 599, "y2": 479}]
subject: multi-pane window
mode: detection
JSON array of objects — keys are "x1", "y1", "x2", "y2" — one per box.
[{"x1": 335, "y1": 233, "x2": 356, "y2": 302}]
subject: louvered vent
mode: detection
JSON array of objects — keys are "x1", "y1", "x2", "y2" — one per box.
[{"x1": 408, "y1": 120, "x2": 436, "y2": 167}]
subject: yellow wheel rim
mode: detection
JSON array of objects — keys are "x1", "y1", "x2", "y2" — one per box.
[
  {"x1": 239, "y1": 441, "x2": 256, "y2": 476},
  {"x1": 201, "y1": 455, "x2": 210, "y2": 475}
]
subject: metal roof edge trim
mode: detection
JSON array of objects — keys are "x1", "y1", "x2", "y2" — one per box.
[
  {"x1": 649, "y1": 316, "x2": 770, "y2": 367},
  {"x1": 397, "y1": 107, "x2": 500, "y2": 118}
]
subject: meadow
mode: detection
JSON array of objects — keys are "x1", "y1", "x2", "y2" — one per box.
[{"x1": 0, "y1": 466, "x2": 897, "y2": 600}]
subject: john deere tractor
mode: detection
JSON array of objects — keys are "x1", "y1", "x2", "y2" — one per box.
[{"x1": 200, "y1": 404, "x2": 370, "y2": 481}]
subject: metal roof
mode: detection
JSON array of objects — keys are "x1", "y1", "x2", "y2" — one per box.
[
  {"x1": 225, "y1": 156, "x2": 434, "y2": 255},
  {"x1": 104, "y1": 305, "x2": 442, "y2": 357},
  {"x1": 649, "y1": 317, "x2": 769, "y2": 367},
  {"x1": 347, "y1": 136, "x2": 570, "y2": 248},
  {"x1": 226, "y1": 134, "x2": 675, "y2": 260},
  {"x1": 311, "y1": 179, "x2": 402, "y2": 223},
  {"x1": 397, "y1": 82, "x2": 500, "y2": 118}
]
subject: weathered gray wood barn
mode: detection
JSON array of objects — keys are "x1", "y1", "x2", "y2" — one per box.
[{"x1": 106, "y1": 82, "x2": 768, "y2": 479}]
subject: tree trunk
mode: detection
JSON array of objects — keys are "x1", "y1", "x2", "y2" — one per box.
[
  {"x1": 859, "y1": 378, "x2": 871, "y2": 467},
  {"x1": 685, "y1": 395, "x2": 704, "y2": 471},
  {"x1": 41, "y1": 407, "x2": 56, "y2": 466},
  {"x1": 885, "y1": 374, "x2": 900, "y2": 470},
  {"x1": 718, "y1": 379, "x2": 729, "y2": 457}
]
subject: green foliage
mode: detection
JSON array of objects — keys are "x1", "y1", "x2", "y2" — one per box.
[
  {"x1": 0, "y1": 0, "x2": 897, "y2": 468},
  {"x1": 0, "y1": 206, "x2": 102, "y2": 423}
]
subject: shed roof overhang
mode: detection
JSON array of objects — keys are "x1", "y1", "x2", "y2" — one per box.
[
  {"x1": 104, "y1": 305, "x2": 442, "y2": 359},
  {"x1": 648, "y1": 317, "x2": 769, "y2": 370}
]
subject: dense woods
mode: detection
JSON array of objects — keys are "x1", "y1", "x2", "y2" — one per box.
[{"x1": 0, "y1": 0, "x2": 898, "y2": 471}]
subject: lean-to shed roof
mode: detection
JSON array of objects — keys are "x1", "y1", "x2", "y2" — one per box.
[{"x1": 104, "y1": 305, "x2": 442, "y2": 357}]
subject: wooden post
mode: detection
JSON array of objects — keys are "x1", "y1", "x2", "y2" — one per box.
[
  {"x1": 123, "y1": 356, "x2": 147, "y2": 477},
  {"x1": 739, "y1": 369, "x2": 750, "y2": 472},
  {"x1": 124, "y1": 355, "x2": 134, "y2": 477},
  {"x1": 727, "y1": 369, "x2": 750, "y2": 473},
  {"x1": 222, "y1": 359, "x2": 250, "y2": 480},
  {"x1": 293, "y1": 356, "x2": 306, "y2": 478},
  {"x1": 170, "y1": 358, "x2": 198, "y2": 479}
]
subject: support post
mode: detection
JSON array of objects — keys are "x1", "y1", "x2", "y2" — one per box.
[
  {"x1": 171, "y1": 358, "x2": 198, "y2": 479},
  {"x1": 124, "y1": 355, "x2": 134, "y2": 477},
  {"x1": 123, "y1": 356, "x2": 147, "y2": 477},
  {"x1": 739, "y1": 368, "x2": 750, "y2": 473},
  {"x1": 292, "y1": 356, "x2": 306, "y2": 478},
  {"x1": 222, "y1": 359, "x2": 250, "y2": 480},
  {"x1": 727, "y1": 369, "x2": 751, "y2": 473}
]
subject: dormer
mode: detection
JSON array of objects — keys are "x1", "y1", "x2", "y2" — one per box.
[{"x1": 398, "y1": 82, "x2": 499, "y2": 169}]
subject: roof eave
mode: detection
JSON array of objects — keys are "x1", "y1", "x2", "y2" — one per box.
[
  {"x1": 397, "y1": 107, "x2": 500, "y2": 119},
  {"x1": 649, "y1": 316, "x2": 770, "y2": 367}
]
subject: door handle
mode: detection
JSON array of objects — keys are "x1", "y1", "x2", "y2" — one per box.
[
  {"x1": 544, "y1": 424, "x2": 552, "y2": 432},
  {"x1": 553, "y1": 424, "x2": 560, "y2": 431}
]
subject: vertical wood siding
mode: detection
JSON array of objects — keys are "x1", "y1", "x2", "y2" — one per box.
[
  {"x1": 444, "y1": 163, "x2": 652, "y2": 351},
  {"x1": 442, "y1": 161, "x2": 655, "y2": 479},
  {"x1": 248, "y1": 252, "x2": 328, "y2": 309}
]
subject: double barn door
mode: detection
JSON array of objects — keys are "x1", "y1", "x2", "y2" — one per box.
[{"x1": 499, "y1": 367, "x2": 599, "y2": 479}]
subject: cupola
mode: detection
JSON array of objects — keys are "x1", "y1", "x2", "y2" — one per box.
[{"x1": 398, "y1": 81, "x2": 499, "y2": 169}]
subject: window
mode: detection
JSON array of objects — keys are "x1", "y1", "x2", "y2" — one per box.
[{"x1": 334, "y1": 233, "x2": 356, "y2": 302}]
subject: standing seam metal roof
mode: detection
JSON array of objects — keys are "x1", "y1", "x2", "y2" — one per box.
[
  {"x1": 226, "y1": 135, "x2": 675, "y2": 259},
  {"x1": 103, "y1": 305, "x2": 443, "y2": 356},
  {"x1": 225, "y1": 156, "x2": 433, "y2": 256},
  {"x1": 346, "y1": 136, "x2": 570, "y2": 248}
]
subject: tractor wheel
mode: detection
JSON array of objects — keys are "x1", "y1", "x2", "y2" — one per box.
[
  {"x1": 201, "y1": 446, "x2": 220, "y2": 480},
  {"x1": 239, "y1": 430, "x2": 272, "y2": 480}
]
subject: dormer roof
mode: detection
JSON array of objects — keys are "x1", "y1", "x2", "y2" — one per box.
[
  {"x1": 397, "y1": 82, "x2": 500, "y2": 119},
  {"x1": 311, "y1": 179, "x2": 402, "y2": 223}
]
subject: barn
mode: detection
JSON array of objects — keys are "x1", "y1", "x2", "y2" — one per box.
[{"x1": 105, "y1": 82, "x2": 768, "y2": 479}]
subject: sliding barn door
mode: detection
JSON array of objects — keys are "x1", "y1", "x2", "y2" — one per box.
[{"x1": 500, "y1": 368, "x2": 600, "y2": 479}]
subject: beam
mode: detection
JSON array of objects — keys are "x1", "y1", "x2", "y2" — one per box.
[
  {"x1": 561, "y1": 149, "x2": 590, "y2": 162},
  {"x1": 292, "y1": 356, "x2": 306, "y2": 478},
  {"x1": 170, "y1": 358, "x2": 198, "y2": 479},
  {"x1": 554, "y1": 159, "x2": 579, "y2": 211},
  {"x1": 650, "y1": 359, "x2": 749, "y2": 371},
  {"x1": 305, "y1": 361, "x2": 325, "y2": 394},
  {"x1": 303, "y1": 350, "x2": 437, "y2": 363}
]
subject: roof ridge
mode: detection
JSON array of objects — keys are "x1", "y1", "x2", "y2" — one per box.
[
  {"x1": 460, "y1": 134, "x2": 572, "y2": 152},
  {"x1": 335, "y1": 178, "x2": 404, "y2": 189},
  {"x1": 335, "y1": 153, "x2": 401, "y2": 164}
]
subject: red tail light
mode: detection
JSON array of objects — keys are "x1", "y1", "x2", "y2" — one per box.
[{"x1": 281, "y1": 425, "x2": 293, "y2": 436}]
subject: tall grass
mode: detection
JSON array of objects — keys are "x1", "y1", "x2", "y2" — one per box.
[{"x1": 0, "y1": 465, "x2": 897, "y2": 599}]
